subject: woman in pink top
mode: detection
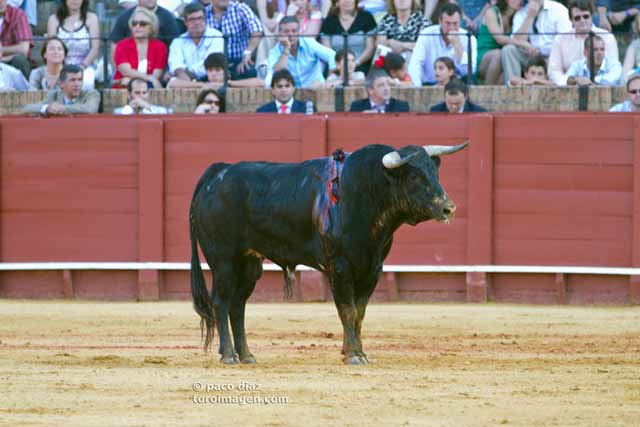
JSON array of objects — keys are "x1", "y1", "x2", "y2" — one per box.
[{"x1": 112, "y1": 7, "x2": 167, "y2": 88}]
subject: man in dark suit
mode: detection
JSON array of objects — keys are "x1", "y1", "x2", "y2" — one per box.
[
  {"x1": 430, "y1": 78, "x2": 488, "y2": 113},
  {"x1": 349, "y1": 68, "x2": 410, "y2": 113},
  {"x1": 257, "y1": 69, "x2": 307, "y2": 114}
]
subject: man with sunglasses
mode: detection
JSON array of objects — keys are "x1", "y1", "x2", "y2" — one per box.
[
  {"x1": 169, "y1": 2, "x2": 224, "y2": 83},
  {"x1": 610, "y1": 73, "x2": 640, "y2": 112},
  {"x1": 548, "y1": 0, "x2": 617, "y2": 86},
  {"x1": 502, "y1": 0, "x2": 572, "y2": 85}
]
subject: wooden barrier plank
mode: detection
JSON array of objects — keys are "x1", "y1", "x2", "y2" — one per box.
[{"x1": 631, "y1": 118, "x2": 640, "y2": 304}]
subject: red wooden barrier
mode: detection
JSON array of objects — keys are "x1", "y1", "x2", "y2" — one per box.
[{"x1": 0, "y1": 113, "x2": 637, "y2": 304}]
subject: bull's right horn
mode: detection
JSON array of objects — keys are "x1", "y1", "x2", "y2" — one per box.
[
  {"x1": 382, "y1": 150, "x2": 419, "y2": 169},
  {"x1": 423, "y1": 141, "x2": 470, "y2": 157}
]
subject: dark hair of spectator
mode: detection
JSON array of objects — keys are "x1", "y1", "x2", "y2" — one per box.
[
  {"x1": 204, "y1": 52, "x2": 230, "y2": 80},
  {"x1": 523, "y1": 55, "x2": 547, "y2": 73},
  {"x1": 386, "y1": 0, "x2": 421, "y2": 15},
  {"x1": 444, "y1": 78, "x2": 467, "y2": 96},
  {"x1": 56, "y1": 0, "x2": 89, "y2": 25},
  {"x1": 60, "y1": 64, "x2": 83, "y2": 82},
  {"x1": 434, "y1": 56, "x2": 455, "y2": 72},
  {"x1": 335, "y1": 49, "x2": 355, "y2": 64},
  {"x1": 182, "y1": 1, "x2": 205, "y2": 18},
  {"x1": 438, "y1": 3, "x2": 462, "y2": 19},
  {"x1": 271, "y1": 69, "x2": 296, "y2": 88},
  {"x1": 583, "y1": 33, "x2": 604, "y2": 51},
  {"x1": 279, "y1": 16, "x2": 299, "y2": 30},
  {"x1": 329, "y1": 0, "x2": 360, "y2": 17},
  {"x1": 365, "y1": 68, "x2": 389, "y2": 89},
  {"x1": 127, "y1": 77, "x2": 148, "y2": 93},
  {"x1": 383, "y1": 52, "x2": 405, "y2": 73},
  {"x1": 41, "y1": 37, "x2": 68, "y2": 65},
  {"x1": 567, "y1": 0, "x2": 594, "y2": 18},
  {"x1": 196, "y1": 89, "x2": 226, "y2": 112}
]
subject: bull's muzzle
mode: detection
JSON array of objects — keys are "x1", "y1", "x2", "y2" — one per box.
[{"x1": 434, "y1": 197, "x2": 456, "y2": 223}]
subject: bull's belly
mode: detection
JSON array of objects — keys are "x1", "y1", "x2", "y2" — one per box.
[{"x1": 246, "y1": 237, "x2": 325, "y2": 273}]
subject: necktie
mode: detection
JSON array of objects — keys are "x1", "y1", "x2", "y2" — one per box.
[{"x1": 280, "y1": 104, "x2": 288, "y2": 114}]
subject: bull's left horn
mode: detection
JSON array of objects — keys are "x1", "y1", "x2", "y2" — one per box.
[
  {"x1": 382, "y1": 151, "x2": 419, "y2": 169},
  {"x1": 423, "y1": 141, "x2": 470, "y2": 157}
]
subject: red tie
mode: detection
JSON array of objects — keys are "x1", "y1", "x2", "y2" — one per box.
[{"x1": 280, "y1": 104, "x2": 288, "y2": 114}]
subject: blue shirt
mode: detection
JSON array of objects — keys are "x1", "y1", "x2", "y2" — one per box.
[
  {"x1": 566, "y1": 57, "x2": 622, "y2": 86},
  {"x1": 169, "y1": 27, "x2": 225, "y2": 79},
  {"x1": 266, "y1": 38, "x2": 336, "y2": 88}
]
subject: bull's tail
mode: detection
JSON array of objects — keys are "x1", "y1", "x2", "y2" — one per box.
[{"x1": 190, "y1": 164, "x2": 227, "y2": 353}]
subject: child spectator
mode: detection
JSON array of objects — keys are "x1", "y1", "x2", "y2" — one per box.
[
  {"x1": 381, "y1": 52, "x2": 412, "y2": 87},
  {"x1": 167, "y1": 52, "x2": 264, "y2": 89},
  {"x1": 509, "y1": 55, "x2": 553, "y2": 86},
  {"x1": 47, "y1": 0, "x2": 100, "y2": 89},
  {"x1": 325, "y1": 49, "x2": 366, "y2": 87},
  {"x1": 29, "y1": 37, "x2": 68, "y2": 91},
  {"x1": 434, "y1": 56, "x2": 455, "y2": 86}
]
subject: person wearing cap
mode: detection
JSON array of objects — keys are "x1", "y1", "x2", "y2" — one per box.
[{"x1": 610, "y1": 72, "x2": 640, "y2": 112}]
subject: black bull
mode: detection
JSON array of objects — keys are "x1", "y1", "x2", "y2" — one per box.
[{"x1": 189, "y1": 142, "x2": 468, "y2": 365}]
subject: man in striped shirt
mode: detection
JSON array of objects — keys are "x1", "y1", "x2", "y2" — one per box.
[
  {"x1": 0, "y1": 0, "x2": 32, "y2": 79},
  {"x1": 205, "y1": 0, "x2": 264, "y2": 79}
]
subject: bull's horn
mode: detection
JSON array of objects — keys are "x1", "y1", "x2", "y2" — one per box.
[
  {"x1": 382, "y1": 150, "x2": 419, "y2": 169},
  {"x1": 423, "y1": 141, "x2": 470, "y2": 157}
]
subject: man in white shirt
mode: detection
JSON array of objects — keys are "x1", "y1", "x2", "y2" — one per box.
[
  {"x1": 169, "y1": 2, "x2": 224, "y2": 82},
  {"x1": 502, "y1": 0, "x2": 572, "y2": 84},
  {"x1": 610, "y1": 72, "x2": 640, "y2": 112},
  {"x1": 548, "y1": 0, "x2": 617, "y2": 86},
  {"x1": 408, "y1": 3, "x2": 476, "y2": 86},
  {"x1": 114, "y1": 77, "x2": 169, "y2": 114}
]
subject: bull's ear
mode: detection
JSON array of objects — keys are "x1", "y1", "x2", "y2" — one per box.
[{"x1": 432, "y1": 156, "x2": 441, "y2": 169}]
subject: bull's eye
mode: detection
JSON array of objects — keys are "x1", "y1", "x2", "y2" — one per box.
[{"x1": 411, "y1": 174, "x2": 422, "y2": 183}]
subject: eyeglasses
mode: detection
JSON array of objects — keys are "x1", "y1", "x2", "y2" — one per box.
[
  {"x1": 572, "y1": 14, "x2": 591, "y2": 21},
  {"x1": 628, "y1": 89, "x2": 640, "y2": 95},
  {"x1": 204, "y1": 98, "x2": 220, "y2": 106},
  {"x1": 131, "y1": 20, "x2": 150, "y2": 27}
]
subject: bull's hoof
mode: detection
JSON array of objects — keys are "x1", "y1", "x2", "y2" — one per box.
[
  {"x1": 240, "y1": 354, "x2": 257, "y2": 364},
  {"x1": 343, "y1": 355, "x2": 365, "y2": 365},
  {"x1": 358, "y1": 354, "x2": 370, "y2": 364},
  {"x1": 220, "y1": 355, "x2": 239, "y2": 365}
]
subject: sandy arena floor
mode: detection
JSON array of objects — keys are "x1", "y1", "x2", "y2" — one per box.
[{"x1": 0, "y1": 301, "x2": 639, "y2": 426}]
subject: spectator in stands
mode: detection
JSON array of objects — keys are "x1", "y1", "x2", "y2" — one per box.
[
  {"x1": 47, "y1": 0, "x2": 100, "y2": 90},
  {"x1": 113, "y1": 7, "x2": 168, "y2": 88},
  {"x1": 476, "y1": 0, "x2": 524, "y2": 85},
  {"x1": 120, "y1": 0, "x2": 187, "y2": 18},
  {"x1": 381, "y1": 52, "x2": 412, "y2": 86},
  {"x1": 0, "y1": 0, "x2": 32, "y2": 79},
  {"x1": 602, "y1": 0, "x2": 640, "y2": 34},
  {"x1": 622, "y1": 14, "x2": 640, "y2": 82},
  {"x1": 194, "y1": 88, "x2": 226, "y2": 113},
  {"x1": 324, "y1": 49, "x2": 366, "y2": 87},
  {"x1": 425, "y1": 0, "x2": 490, "y2": 33},
  {"x1": 8, "y1": 0, "x2": 36, "y2": 27},
  {"x1": 110, "y1": 0, "x2": 180, "y2": 48},
  {"x1": 268, "y1": 16, "x2": 336, "y2": 88},
  {"x1": 508, "y1": 55, "x2": 553, "y2": 86},
  {"x1": 0, "y1": 62, "x2": 30, "y2": 91},
  {"x1": 502, "y1": 0, "x2": 571, "y2": 85},
  {"x1": 206, "y1": 0, "x2": 264, "y2": 80},
  {"x1": 408, "y1": 3, "x2": 476, "y2": 86},
  {"x1": 566, "y1": 34, "x2": 621, "y2": 86},
  {"x1": 23, "y1": 64, "x2": 100, "y2": 115},
  {"x1": 114, "y1": 77, "x2": 170, "y2": 114},
  {"x1": 168, "y1": 2, "x2": 224, "y2": 83},
  {"x1": 257, "y1": 68, "x2": 307, "y2": 113},
  {"x1": 285, "y1": 0, "x2": 323, "y2": 36},
  {"x1": 547, "y1": 0, "x2": 617, "y2": 87},
  {"x1": 430, "y1": 77, "x2": 487, "y2": 112},
  {"x1": 349, "y1": 67, "x2": 410, "y2": 112},
  {"x1": 434, "y1": 56, "x2": 455, "y2": 85},
  {"x1": 375, "y1": 0, "x2": 431, "y2": 61},
  {"x1": 610, "y1": 73, "x2": 640, "y2": 112},
  {"x1": 167, "y1": 52, "x2": 265, "y2": 88},
  {"x1": 29, "y1": 38, "x2": 68, "y2": 92},
  {"x1": 320, "y1": 0, "x2": 377, "y2": 73}
]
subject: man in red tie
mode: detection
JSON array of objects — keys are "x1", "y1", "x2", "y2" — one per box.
[{"x1": 256, "y1": 69, "x2": 307, "y2": 113}]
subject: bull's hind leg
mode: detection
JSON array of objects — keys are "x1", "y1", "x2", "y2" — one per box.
[
  {"x1": 211, "y1": 261, "x2": 239, "y2": 364},
  {"x1": 229, "y1": 255, "x2": 262, "y2": 364}
]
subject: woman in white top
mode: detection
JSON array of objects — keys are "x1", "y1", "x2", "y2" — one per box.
[
  {"x1": 29, "y1": 37, "x2": 68, "y2": 91},
  {"x1": 47, "y1": 0, "x2": 100, "y2": 89}
]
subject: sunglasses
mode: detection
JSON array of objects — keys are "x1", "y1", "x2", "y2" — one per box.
[
  {"x1": 572, "y1": 14, "x2": 590, "y2": 21},
  {"x1": 204, "y1": 98, "x2": 220, "y2": 106},
  {"x1": 131, "y1": 20, "x2": 150, "y2": 27},
  {"x1": 628, "y1": 89, "x2": 640, "y2": 95}
]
